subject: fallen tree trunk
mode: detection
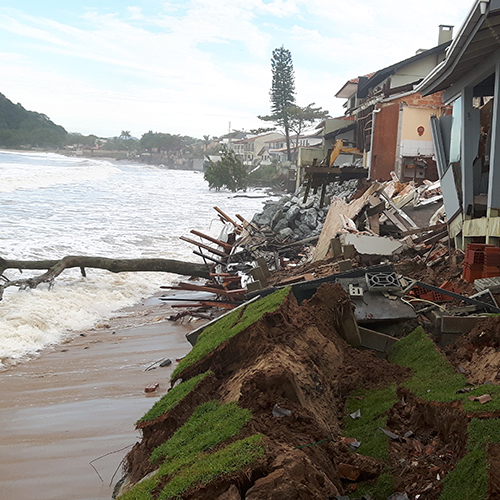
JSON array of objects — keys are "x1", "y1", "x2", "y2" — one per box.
[{"x1": 0, "y1": 256, "x2": 210, "y2": 300}]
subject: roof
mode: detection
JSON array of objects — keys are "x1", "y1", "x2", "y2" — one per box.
[
  {"x1": 418, "y1": 0, "x2": 500, "y2": 97},
  {"x1": 335, "y1": 74, "x2": 375, "y2": 99},
  {"x1": 233, "y1": 132, "x2": 283, "y2": 144},
  {"x1": 357, "y1": 42, "x2": 451, "y2": 98}
]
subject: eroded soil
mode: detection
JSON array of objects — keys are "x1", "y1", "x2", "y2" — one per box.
[{"x1": 121, "y1": 283, "x2": 497, "y2": 499}]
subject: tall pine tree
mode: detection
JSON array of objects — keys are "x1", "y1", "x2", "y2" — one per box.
[{"x1": 259, "y1": 46, "x2": 296, "y2": 161}]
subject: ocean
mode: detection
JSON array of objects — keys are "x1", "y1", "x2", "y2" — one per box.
[{"x1": 0, "y1": 150, "x2": 266, "y2": 368}]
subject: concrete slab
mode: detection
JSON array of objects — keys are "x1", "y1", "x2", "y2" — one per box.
[
  {"x1": 343, "y1": 233, "x2": 403, "y2": 256},
  {"x1": 359, "y1": 327, "x2": 398, "y2": 353}
]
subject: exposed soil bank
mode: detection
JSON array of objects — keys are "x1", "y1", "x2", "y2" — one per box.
[
  {"x1": 0, "y1": 300, "x2": 197, "y2": 500},
  {"x1": 122, "y1": 285, "x2": 412, "y2": 499}
]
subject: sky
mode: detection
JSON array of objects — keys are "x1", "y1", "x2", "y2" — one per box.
[{"x1": 0, "y1": 0, "x2": 475, "y2": 140}]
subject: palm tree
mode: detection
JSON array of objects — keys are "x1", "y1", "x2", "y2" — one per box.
[{"x1": 120, "y1": 130, "x2": 131, "y2": 140}]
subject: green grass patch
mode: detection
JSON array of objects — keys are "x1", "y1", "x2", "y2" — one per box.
[
  {"x1": 439, "y1": 448, "x2": 488, "y2": 500},
  {"x1": 355, "y1": 472, "x2": 395, "y2": 500},
  {"x1": 389, "y1": 327, "x2": 500, "y2": 411},
  {"x1": 150, "y1": 400, "x2": 252, "y2": 463},
  {"x1": 119, "y1": 435, "x2": 264, "y2": 500},
  {"x1": 172, "y1": 287, "x2": 290, "y2": 379},
  {"x1": 343, "y1": 385, "x2": 398, "y2": 460},
  {"x1": 119, "y1": 402, "x2": 262, "y2": 500},
  {"x1": 157, "y1": 434, "x2": 264, "y2": 500},
  {"x1": 437, "y1": 418, "x2": 500, "y2": 499},
  {"x1": 389, "y1": 327, "x2": 466, "y2": 402},
  {"x1": 137, "y1": 372, "x2": 212, "y2": 425},
  {"x1": 467, "y1": 418, "x2": 500, "y2": 451}
]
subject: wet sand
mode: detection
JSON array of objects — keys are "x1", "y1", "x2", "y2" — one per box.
[{"x1": 0, "y1": 300, "x2": 200, "y2": 500}]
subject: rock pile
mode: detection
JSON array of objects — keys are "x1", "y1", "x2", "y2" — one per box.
[{"x1": 251, "y1": 179, "x2": 359, "y2": 242}]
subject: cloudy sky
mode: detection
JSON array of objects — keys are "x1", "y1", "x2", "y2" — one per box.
[{"x1": 0, "y1": 0, "x2": 475, "y2": 139}]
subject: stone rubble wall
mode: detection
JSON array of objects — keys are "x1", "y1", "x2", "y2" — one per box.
[{"x1": 251, "y1": 180, "x2": 359, "y2": 242}]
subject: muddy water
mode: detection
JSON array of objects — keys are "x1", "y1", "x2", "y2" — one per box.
[{"x1": 0, "y1": 301, "x2": 197, "y2": 500}]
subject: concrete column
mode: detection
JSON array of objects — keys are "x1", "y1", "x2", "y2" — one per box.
[
  {"x1": 488, "y1": 60, "x2": 500, "y2": 217},
  {"x1": 461, "y1": 87, "x2": 478, "y2": 216}
]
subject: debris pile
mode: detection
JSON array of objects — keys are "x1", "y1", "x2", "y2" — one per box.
[
  {"x1": 251, "y1": 179, "x2": 359, "y2": 243},
  {"x1": 119, "y1": 172, "x2": 500, "y2": 499}
]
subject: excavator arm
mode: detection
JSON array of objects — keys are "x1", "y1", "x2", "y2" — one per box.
[{"x1": 328, "y1": 139, "x2": 361, "y2": 166}]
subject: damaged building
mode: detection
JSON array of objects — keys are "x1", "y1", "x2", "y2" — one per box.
[
  {"x1": 335, "y1": 25, "x2": 454, "y2": 183},
  {"x1": 418, "y1": 0, "x2": 500, "y2": 249}
]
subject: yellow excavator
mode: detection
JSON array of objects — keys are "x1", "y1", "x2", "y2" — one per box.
[{"x1": 327, "y1": 139, "x2": 361, "y2": 166}]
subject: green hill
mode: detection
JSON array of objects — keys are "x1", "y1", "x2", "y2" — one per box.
[{"x1": 0, "y1": 93, "x2": 67, "y2": 148}]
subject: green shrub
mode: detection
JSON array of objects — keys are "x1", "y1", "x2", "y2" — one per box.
[{"x1": 172, "y1": 287, "x2": 290, "y2": 379}]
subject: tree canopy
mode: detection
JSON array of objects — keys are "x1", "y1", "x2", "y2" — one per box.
[
  {"x1": 288, "y1": 103, "x2": 329, "y2": 153},
  {"x1": 204, "y1": 146, "x2": 247, "y2": 192},
  {"x1": 258, "y1": 46, "x2": 296, "y2": 161}
]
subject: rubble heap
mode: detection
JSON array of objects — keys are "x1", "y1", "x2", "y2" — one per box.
[{"x1": 251, "y1": 179, "x2": 359, "y2": 243}]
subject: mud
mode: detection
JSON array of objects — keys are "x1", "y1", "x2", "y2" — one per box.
[{"x1": 446, "y1": 316, "x2": 500, "y2": 385}]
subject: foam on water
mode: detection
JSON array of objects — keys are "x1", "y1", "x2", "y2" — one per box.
[
  {"x1": 0, "y1": 151, "x2": 119, "y2": 193},
  {"x1": 0, "y1": 151, "x2": 267, "y2": 367}
]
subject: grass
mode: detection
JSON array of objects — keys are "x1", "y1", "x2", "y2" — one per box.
[
  {"x1": 119, "y1": 402, "x2": 263, "y2": 500},
  {"x1": 341, "y1": 327, "x2": 500, "y2": 500},
  {"x1": 467, "y1": 418, "x2": 500, "y2": 451},
  {"x1": 355, "y1": 472, "x2": 395, "y2": 500},
  {"x1": 389, "y1": 327, "x2": 466, "y2": 402},
  {"x1": 150, "y1": 400, "x2": 252, "y2": 463},
  {"x1": 157, "y1": 435, "x2": 264, "y2": 500},
  {"x1": 343, "y1": 385, "x2": 398, "y2": 460},
  {"x1": 439, "y1": 419, "x2": 500, "y2": 500},
  {"x1": 172, "y1": 287, "x2": 290, "y2": 379},
  {"x1": 439, "y1": 449, "x2": 489, "y2": 500},
  {"x1": 389, "y1": 327, "x2": 500, "y2": 411},
  {"x1": 137, "y1": 372, "x2": 212, "y2": 426},
  {"x1": 119, "y1": 435, "x2": 264, "y2": 500}
]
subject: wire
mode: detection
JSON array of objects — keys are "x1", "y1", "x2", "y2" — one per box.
[{"x1": 401, "y1": 296, "x2": 448, "y2": 312}]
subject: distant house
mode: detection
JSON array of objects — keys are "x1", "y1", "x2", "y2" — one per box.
[
  {"x1": 336, "y1": 26, "x2": 454, "y2": 182},
  {"x1": 418, "y1": 0, "x2": 500, "y2": 248},
  {"x1": 231, "y1": 132, "x2": 285, "y2": 167}
]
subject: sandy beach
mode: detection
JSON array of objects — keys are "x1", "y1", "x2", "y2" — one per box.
[{"x1": 0, "y1": 298, "x2": 201, "y2": 500}]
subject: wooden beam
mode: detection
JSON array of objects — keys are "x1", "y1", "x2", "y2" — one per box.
[
  {"x1": 190, "y1": 230, "x2": 232, "y2": 252},
  {"x1": 213, "y1": 207, "x2": 243, "y2": 233},
  {"x1": 180, "y1": 236, "x2": 228, "y2": 258}
]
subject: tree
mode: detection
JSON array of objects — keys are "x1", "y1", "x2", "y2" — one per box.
[
  {"x1": 0, "y1": 256, "x2": 209, "y2": 300},
  {"x1": 204, "y1": 146, "x2": 248, "y2": 192},
  {"x1": 202, "y1": 135, "x2": 212, "y2": 151},
  {"x1": 119, "y1": 130, "x2": 131, "y2": 140},
  {"x1": 258, "y1": 46, "x2": 296, "y2": 162},
  {"x1": 288, "y1": 103, "x2": 330, "y2": 157}
]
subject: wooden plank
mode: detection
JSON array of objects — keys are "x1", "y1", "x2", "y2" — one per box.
[
  {"x1": 382, "y1": 210, "x2": 410, "y2": 232},
  {"x1": 213, "y1": 207, "x2": 243, "y2": 233},
  {"x1": 162, "y1": 282, "x2": 246, "y2": 298},
  {"x1": 190, "y1": 230, "x2": 233, "y2": 252},
  {"x1": 400, "y1": 223, "x2": 447, "y2": 237},
  {"x1": 192, "y1": 250, "x2": 225, "y2": 266},
  {"x1": 180, "y1": 236, "x2": 228, "y2": 258},
  {"x1": 171, "y1": 302, "x2": 237, "y2": 309}
]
